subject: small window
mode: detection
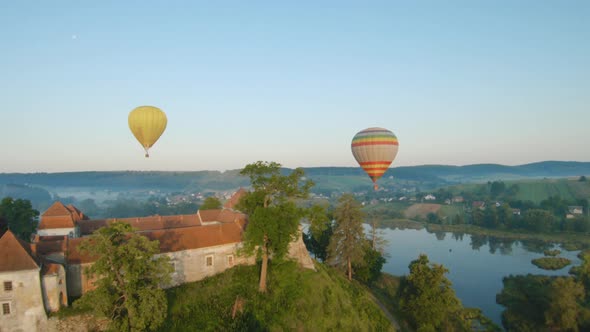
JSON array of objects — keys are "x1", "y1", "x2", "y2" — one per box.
[
  {"x1": 3, "y1": 281, "x2": 12, "y2": 292},
  {"x1": 58, "y1": 279, "x2": 63, "y2": 285},
  {"x1": 2, "y1": 302, "x2": 10, "y2": 315},
  {"x1": 227, "y1": 255, "x2": 234, "y2": 267},
  {"x1": 206, "y1": 255, "x2": 214, "y2": 267}
]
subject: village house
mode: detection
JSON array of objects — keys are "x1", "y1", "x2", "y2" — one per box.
[
  {"x1": 452, "y1": 196, "x2": 464, "y2": 203},
  {"x1": 0, "y1": 189, "x2": 314, "y2": 332},
  {"x1": 472, "y1": 201, "x2": 486, "y2": 210},
  {"x1": 566, "y1": 206, "x2": 585, "y2": 219},
  {"x1": 424, "y1": 194, "x2": 436, "y2": 201}
]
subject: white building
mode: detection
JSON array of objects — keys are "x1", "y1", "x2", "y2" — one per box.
[{"x1": 0, "y1": 231, "x2": 49, "y2": 332}]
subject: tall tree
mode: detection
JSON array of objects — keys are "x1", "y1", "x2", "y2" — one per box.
[
  {"x1": 0, "y1": 197, "x2": 39, "y2": 241},
  {"x1": 76, "y1": 222, "x2": 171, "y2": 332},
  {"x1": 497, "y1": 203, "x2": 513, "y2": 228},
  {"x1": 200, "y1": 196, "x2": 222, "y2": 210},
  {"x1": 400, "y1": 254, "x2": 467, "y2": 331},
  {"x1": 327, "y1": 194, "x2": 366, "y2": 281},
  {"x1": 484, "y1": 204, "x2": 499, "y2": 228},
  {"x1": 237, "y1": 161, "x2": 313, "y2": 292},
  {"x1": 305, "y1": 204, "x2": 333, "y2": 262},
  {"x1": 367, "y1": 209, "x2": 387, "y2": 253}
]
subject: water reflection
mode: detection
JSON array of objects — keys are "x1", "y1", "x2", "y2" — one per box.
[
  {"x1": 378, "y1": 226, "x2": 581, "y2": 326},
  {"x1": 427, "y1": 228, "x2": 556, "y2": 256}
]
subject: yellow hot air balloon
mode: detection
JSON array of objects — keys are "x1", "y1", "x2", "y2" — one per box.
[
  {"x1": 351, "y1": 127, "x2": 399, "y2": 190},
  {"x1": 128, "y1": 106, "x2": 167, "y2": 158}
]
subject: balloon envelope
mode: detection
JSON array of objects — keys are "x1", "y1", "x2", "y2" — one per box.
[
  {"x1": 351, "y1": 127, "x2": 399, "y2": 189},
  {"x1": 128, "y1": 106, "x2": 167, "y2": 157}
]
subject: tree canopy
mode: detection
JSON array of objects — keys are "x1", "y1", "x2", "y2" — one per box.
[
  {"x1": 0, "y1": 197, "x2": 39, "y2": 240},
  {"x1": 237, "y1": 161, "x2": 313, "y2": 292},
  {"x1": 304, "y1": 204, "x2": 333, "y2": 262},
  {"x1": 400, "y1": 254, "x2": 467, "y2": 331},
  {"x1": 75, "y1": 222, "x2": 172, "y2": 332},
  {"x1": 327, "y1": 193, "x2": 366, "y2": 281},
  {"x1": 200, "y1": 196, "x2": 222, "y2": 210}
]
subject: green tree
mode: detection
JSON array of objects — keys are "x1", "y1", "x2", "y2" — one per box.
[
  {"x1": 452, "y1": 214, "x2": 464, "y2": 225},
  {"x1": 327, "y1": 194, "x2": 366, "y2": 281},
  {"x1": 577, "y1": 251, "x2": 590, "y2": 292},
  {"x1": 237, "y1": 161, "x2": 313, "y2": 292},
  {"x1": 522, "y1": 209, "x2": 556, "y2": 232},
  {"x1": 426, "y1": 212, "x2": 440, "y2": 224},
  {"x1": 304, "y1": 204, "x2": 332, "y2": 262},
  {"x1": 366, "y1": 209, "x2": 388, "y2": 252},
  {"x1": 580, "y1": 175, "x2": 587, "y2": 182},
  {"x1": 471, "y1": 207, "x2": 484, "y2": 226},
  {"x1": 400, "y1": 254, "x2": 466, "y2": 331},
  {"x1": 490, "y1": 181, "x2": 506, "y2": 198},
  {"x1": 0, "y1": 197, "x2": 39, "y2": 240},
  {"x1": 497, "y1": 203, "x2": 513, "y2": 228},
  {"x1": 200, "y1": 196, "x2": 222, "y2": 210},
  {"x1": 544, "y1": 277, "x2": 584, "y2": 331},
  {"x1": 353, "y1": 241, "x2": 386, "y2": 285},
  {"x1": 75, "y1": 222, "x2": 171, "y2": 332},
  {"x1": 484, "y1": 204, "x2": 499, "y2": 228}
]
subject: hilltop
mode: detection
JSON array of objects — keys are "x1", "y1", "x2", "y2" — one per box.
[{"x1": 55, "y1": 261, "x2": 395, "y2": 331}]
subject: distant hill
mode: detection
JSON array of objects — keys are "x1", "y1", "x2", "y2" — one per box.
[{"x1": 0, "y1": 161, "x2": 588, "y2": 199}]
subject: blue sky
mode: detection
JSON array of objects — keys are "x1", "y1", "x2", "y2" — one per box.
[{"x1": 1, "y1": 1, "x2": 589, "y2": 172}]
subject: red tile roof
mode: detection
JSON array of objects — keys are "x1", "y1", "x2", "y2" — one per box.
[
  {"x1": 38, "y1": 202, "x2": 87, "y2": 229},
  {"x1": 223, "y1": 188, "x2": 248, "y2": 210},
  {"x1": 78, "y1": 214, "x2": 202, "y2": 236},
  {"x1": 145, "y1": 222, "x2": 244, "y2": 253},
  {"x1": 67, "y1": 221, "x2": 244, "y2": 264},
  {"x1": 42, "y1": 201, "x2": 71, "y2": 217},
  {"x1": 0, "y1": 230, "x2": 39, "y2": 272},
  {"x1": 38, "y1": 216, "x2": 76, "y2": 229}
]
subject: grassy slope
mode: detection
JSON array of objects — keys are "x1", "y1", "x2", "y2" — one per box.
[{"x1": 160, "y1": 261, "x2": 394, "y2": 332}]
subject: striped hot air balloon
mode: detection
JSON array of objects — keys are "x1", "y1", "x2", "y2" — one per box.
[{"x1": 351, "y1": 127, "x2": 399, "y2": 190}]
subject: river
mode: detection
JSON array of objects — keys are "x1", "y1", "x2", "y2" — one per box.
[{"x1": 378, "y1": 226, "x2": 582, "y2": 326}]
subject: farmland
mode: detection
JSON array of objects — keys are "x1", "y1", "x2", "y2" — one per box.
[{"x1": 447, "y1": 178, "x2": 590, "y2": 204}]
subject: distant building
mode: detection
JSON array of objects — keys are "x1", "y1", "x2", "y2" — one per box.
[
  {"x1": 452, "y1": 196, "x2": 464, "y2": 203},
  {"x1": 36, "y1": 201, "x2": 89, "y2": 238},
  {"x1": 512, "y1": 208, "x2": 521, "y2": 216},
  {"x1": 424, "y1": 194, "x2": 436, "y2": 201},
  {"x1": 472, "y1": 201, "x2": 486, "y2": 210},
  {"x1": 569, "y1": 206, "x2": 584, "y2": 215}
]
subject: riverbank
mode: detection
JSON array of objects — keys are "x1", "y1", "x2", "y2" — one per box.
[{"x1": 378, "y1": 218, "x2": 590, "y2": 250}]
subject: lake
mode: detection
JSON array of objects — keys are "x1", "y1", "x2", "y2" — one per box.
[{"x1": 378, "y1": 226, "x2": 582, "y2": 326}]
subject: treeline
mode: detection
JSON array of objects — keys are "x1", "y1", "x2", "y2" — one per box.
[
  {"x1": 423, "y1": 180, "x2": 590, "y2": 234},
  {"x1": 497, "y1": 251, "x2": 590, "y2": 331}
]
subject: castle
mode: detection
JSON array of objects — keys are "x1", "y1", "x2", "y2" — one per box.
[{"x1": 0, "y1": 189, "x2": 314, "y2": 332}]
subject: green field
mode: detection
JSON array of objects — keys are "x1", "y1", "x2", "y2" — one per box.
[{"x1": 447, "y1": 178, "x2": 590, "y2": 204}]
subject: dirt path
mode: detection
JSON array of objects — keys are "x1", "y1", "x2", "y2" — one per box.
[{"x1": 367, "y1": 292, "x2": 402, "y2": 331}]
